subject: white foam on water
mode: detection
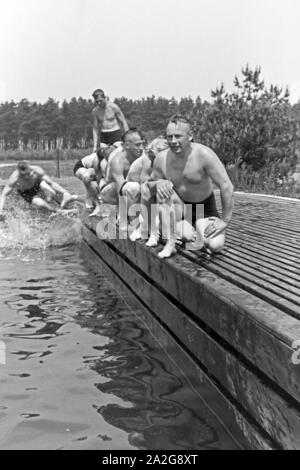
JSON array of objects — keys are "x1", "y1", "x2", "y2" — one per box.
[{"x1": 0, "y1": 204, "x2": 83, "y2": 259}]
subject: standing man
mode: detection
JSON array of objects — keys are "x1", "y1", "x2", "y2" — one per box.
[
  {"x1": 148, "y1": 114, "x2": 234, "y2": 258},
  {"x1": 92, "y1": 89, "x2": 129, "y2": 151}
]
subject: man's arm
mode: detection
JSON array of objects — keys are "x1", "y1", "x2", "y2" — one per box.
[
  {"x1": 203, "y1": 148, "x2": 234, "y2": 236},
  {"x1": 110, "y1": 156, "x2": 127, "y2": 193},
  {"x1": 126, "y1": 155, "x2": 144, "y2": 183},
  {"x1": 147, "y1": 152, "x2": 173, "y2": 198},
  {"x1": 0, "y1": 171, "x2": 18, "y2": 212},
  {"x1": 41, "y1": 173, "x2": 69, "y2": 196},
  {"x1": 113, "y1": 104, "x2": 129, "y2": 134},
  {"x1": 92, "y1": 109, "x2": 101, "y2": 152}
]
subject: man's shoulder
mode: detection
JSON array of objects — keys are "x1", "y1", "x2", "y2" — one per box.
[
  {"x1": 31, "y1": 165, "x2": 45, "y2": 174},
  {"x1": 8, "y1": 169, "x2": 19, "y2": 184},
  {"x1": 192, "y1": 142, "x2": 216, "y2": 160},
  {"x1": 154, "y1": 148, "x2": 168, "y2": 164},
  {"x1": 108, "y1": 146, "x2": 124, "y2": 165}
]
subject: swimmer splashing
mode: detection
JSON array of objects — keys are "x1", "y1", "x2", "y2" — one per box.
[{"x1": 0, "y1": 160, "x2": 79, "y2": 221}]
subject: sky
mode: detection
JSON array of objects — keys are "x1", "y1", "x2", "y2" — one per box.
[{"x1": 1, "y1": 0, "x2": 300, "y2": 104}]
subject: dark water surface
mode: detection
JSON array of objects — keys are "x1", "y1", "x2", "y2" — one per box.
[{"x1": 0, "y1": 243, "x2": 240, "y2": 450}]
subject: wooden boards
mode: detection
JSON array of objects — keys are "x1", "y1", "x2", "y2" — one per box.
[{"x1": 81, "y1": 191, "x2": 300, "y2": 449}]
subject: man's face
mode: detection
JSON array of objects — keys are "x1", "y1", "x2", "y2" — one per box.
[
  {"x1": 125, "y1": 133, "x2": 144, "y2": 159},
  {"x1": 166, "y1": 122, "x2": 191, "y2": 155},
  {"x1": 94, "y1": 94, "x2": 106, "y2": 108},
  {"x1": 19, "y1": 166, "x2": 33, "y2": 179}
]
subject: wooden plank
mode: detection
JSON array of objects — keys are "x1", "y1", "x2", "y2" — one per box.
[
  {"x1": 226, "y1": 232, "x2": 300, "y2": 268},
  {"x1": 227, "y1": 228, "x2": 300, "y2": 262},
  {"x1": 223, "y1": 247, "x2": 300, "y2": 284},
  {"x1": 190, "y1": 251, "x2": 300, "y2": 298},
  {"x1": 82, "y1": 229, "x2": 277, "y2": 450},
  {"x1": 183, "y1": 252, "x2": 300, "y2": 310},
  {"x1": 228, "y1": 222, "x2": 300, "y2": 254},
  {"x1": 83, "y1": 233, "x2": 300, "y2": 449},
  {"x1": 82, "y1": 215, "x2": 300, "y2": 403},
  {"x1": 225, "y1": 236, "x2": 300, "y2": 275}
]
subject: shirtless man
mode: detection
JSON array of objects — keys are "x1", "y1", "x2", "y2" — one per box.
[
  {"x1": 91, "y1": 129, "x2": 144, "y2": 236},
  {"x1": 0, "y1": 161, "x2": 77, "y2": 219},
  {"x1": 126, "y1": 136, "x2": 168, "y2": 240},
  {"x1": 73, "y1": 143, "x2": 122, "y2": 212},
  {"x1": 148, "y1": 114, "x2": 234, "y2": 258},
  {"x1": 92, "y1": 89, "x2": 129, "y2": 151}
]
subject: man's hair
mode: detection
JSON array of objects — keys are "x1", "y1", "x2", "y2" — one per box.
[
  {"x1": 17, "y1": 160, "x2": 30, "y2": 172},
  {"x1": 168, "y1": 113, "x2": 192, "y2": 127},
  {"x1": 92, "y1": 89, "x2": 105, "y2": 99},
  {"x1": 122, "y1": 127, "x2": 144, "y2": 142}
]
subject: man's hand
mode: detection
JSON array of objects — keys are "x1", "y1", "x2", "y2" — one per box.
[
  {"x1": 156, "y1": 180, "x2": 174, "y2": 199},
  {"x1": 204, "y1": 217, "x2": 227, "y2": 239}
]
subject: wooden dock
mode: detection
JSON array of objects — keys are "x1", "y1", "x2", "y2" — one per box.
[{"x1": 81, "y1": 191, "x2": 300, "y2": 450}]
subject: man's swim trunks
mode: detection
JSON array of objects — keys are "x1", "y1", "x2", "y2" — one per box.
[
  {"x1": 73, "y1": 159, "x2": 84, "y2": 175},
  {"x1": 100, "y1": 129, "x2": 123, "y2": 146},
  {"x1": 181, "y1": 192, "x2": 220, "y2": 227},
  {"x1": 17, "y1": 182, "x2": 42, "y2": 204}
]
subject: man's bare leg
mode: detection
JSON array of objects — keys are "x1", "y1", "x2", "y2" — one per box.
[
  {"x1": 156, "y1": 191, "x2": 186, "y2": 258},
  {"x1": 195, "y1": 217, "x2": 225, "y2": 254},
  {"x1": 122, "y1": 182, "x2": 141, "y2": 241},
  {"x1": 89, "y1": 183, "x2": 118, "y2": 217}
]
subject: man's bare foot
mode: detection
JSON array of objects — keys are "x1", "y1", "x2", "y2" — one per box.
[
  {"x1": 129, "y1": 227, "x2": 142, "y2": 242},
  {"x1": 158, "y1": 243, "x2": 177, "y2": 258},
  {"x1": 146, "y1": 234, "x2": 159, "y2": 247},
  {"x1": 89, "y1": 205, "x2": 103, "y2": 217},
  {"x1": 55, "y1": 208, "x2": 77, "y2": 217},
  {"x1": 184, "y1": 230, "x2": 204, "y2": 251},
  {"x1": 61, "y1": 192, "x2": 72, "y2": 209}
]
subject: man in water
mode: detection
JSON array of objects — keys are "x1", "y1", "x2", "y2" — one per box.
[
  {"x1": 148, "y1": 114, "x2": 234, "y2": 258},
  {"x1": 0, "y1": 161, "x2": 77, "y2": 219},
  {"x1": 92, "y1": 89, "x2": 129, "y2": 151}
]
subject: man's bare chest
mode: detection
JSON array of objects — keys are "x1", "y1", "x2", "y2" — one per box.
[
  {"x1": 166, "y1": 159, "x2": 205, "y2": 186},
  {"x1": 95, "y1": 106, "x2": 115, "y2": 122}
]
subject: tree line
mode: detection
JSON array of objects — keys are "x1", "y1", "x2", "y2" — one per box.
[{"x1": 1, "y1": 66, "x2": 300, "y2": 171}]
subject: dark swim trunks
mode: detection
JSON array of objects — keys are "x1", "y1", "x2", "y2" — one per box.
[
  {"x1": 180, "y1": 192, "x2": 220, "y2": 227},
  {"x1": 17, "y1": 182, "x2": 42, "y2": 204},
  {"x1": 73, "y1": 159, "x2": 84, "y2": 175},
  {"x1": 100, "y1": 129, "x2": 123, "y2": 146}
]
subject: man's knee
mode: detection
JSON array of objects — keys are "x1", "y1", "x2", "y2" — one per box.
[
  {"x1": 176, "y1": 220, "x2": 194, "y2": 241},
  {"x1": 122, "y1": 182, "x2": 140, "y2": 201},
  {"x1": 206, "y1": 233, "x2": 225, "y2": 253},
  {"x1": 83, "y1": 170, "x2": 96, "y2": 184},
  {"x1": 141, "y1": 183, "x2": 151, "y2": 202},
  {"x1": 31, "y1": 196, "x2": 46, "y2": 208},
  {"x1": 100, "y1": 184, "x2": 118, "y2": 204}
]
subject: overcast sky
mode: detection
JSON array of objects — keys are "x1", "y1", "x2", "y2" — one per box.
[{"x1": 1, "y1": 0, "x2": 300, "y2": 104}]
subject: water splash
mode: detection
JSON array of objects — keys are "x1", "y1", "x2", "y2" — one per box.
[{"x1": 0, "y1": 204, "x2": 82, "y2": 259}]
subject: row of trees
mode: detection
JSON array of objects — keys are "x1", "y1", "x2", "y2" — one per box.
[{"x1": 0, "y1": 66, "x2": 300, "y2": 170}]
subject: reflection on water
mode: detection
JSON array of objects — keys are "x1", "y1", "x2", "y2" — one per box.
[{"x1": 0, "y1": 244, "x2": 240, "y2": 450}]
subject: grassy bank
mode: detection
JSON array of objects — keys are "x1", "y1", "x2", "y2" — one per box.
[
  {"x1": 0, "y1": 159, "x2": 77, "y2": 180},
  {"x1": 227, "y1": 160, "x2": 300, "y2": 198},
  {"x1": 0, "y1": 150, "x2": 299, "y2": 199},
  {"x1": 0, "y1": 148, "x2": 91, "y2": 162}
]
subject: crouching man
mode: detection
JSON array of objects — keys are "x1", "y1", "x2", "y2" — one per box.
[{"x1": 147, "y1": 114, "x2": 234, "y2": 258}]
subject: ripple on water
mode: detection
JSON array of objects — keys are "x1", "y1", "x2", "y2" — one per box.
[{"x1": 0, "y1": 246, "x2": 241, "y2": 450}]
